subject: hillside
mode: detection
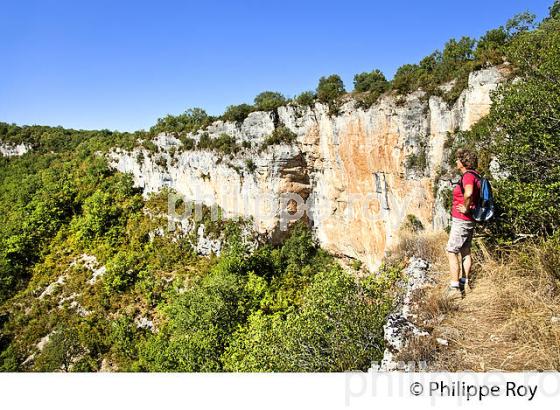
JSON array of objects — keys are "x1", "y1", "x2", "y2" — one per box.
[{"x1": 0, "y1": 4, "x2": 559, "y2": 372}]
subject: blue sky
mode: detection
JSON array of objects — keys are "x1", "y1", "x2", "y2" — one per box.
[{"x1": 0, "y1": 0, "x2": 553, "y2": 131}]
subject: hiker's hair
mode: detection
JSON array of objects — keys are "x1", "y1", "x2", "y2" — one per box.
[{"x1": 456, "y1": 148, "x2": 478, "y2": 169}]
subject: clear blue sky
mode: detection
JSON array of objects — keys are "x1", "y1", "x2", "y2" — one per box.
[{"x1": 0, "y1": 0, "x2": 553, "y2": 131}]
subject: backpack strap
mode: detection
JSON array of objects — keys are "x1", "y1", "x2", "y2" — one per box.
[{"x1": 459, "y1": 170, "x2": 481, "y2": 193}]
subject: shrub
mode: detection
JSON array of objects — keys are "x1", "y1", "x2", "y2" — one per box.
[
  {"x1": 261, "y1": 126, "x2": 297, "y2": 148},
  {"x1": 197, "y1": 133, "x2": 240, "y2": 155},
  {"x1": 253, "y1": 91, "x2": 287, "y2": 111},
  {"x1": 150, "y1": 108, "x2": 213, "y2": 135},
  {"x1": 34, "y1": 326, "x2": 84, "y2": 371},
  {"x1": 406, "y1": 150, "x2": 427, "y2": 171},
  {"x1": 475, "y1": 27, "x2": 508, "y2": 65},
  {"x1": 245, "y1": 159, "x2": 257, "y2": 172},
  {"x1": 442, "y1": 36, "x2": 475, "y2": 66},
  {"x1": 222, "y1": 266, "x2": 393, "y2": 371},
  {"x1": 222, "y1": 104, "x2": 254, "y2": 123},
  {"x1": 353, "y1": 69, "x2": 389, "y2": 93},
  {"x1": 316, "y1": 75, "x2": 345, "y2": 103},
  {"x1": 391, "y1": 64, "x2": 424, "y2": 94},
  {"x1": 355, "y1": 91, "x2": 383, "y2": 109},
  {"x1": 103, "y1": 251, "x2": 146, "y2": 293},
  {"x1": 404, "y1": 214, "x2": 424, "y2": 232},
  {"x1": 294, "y1": 91, "x2": 316, "y2": 107},
  {"x1": 179, "y1": 136, "x2": 196, "y2": 150},
  {"x1": 138, "y1": 259, "x2": 249, "y2": 371}
]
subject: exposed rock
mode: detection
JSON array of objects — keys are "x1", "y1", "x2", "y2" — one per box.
[
  {"x1": 0, "y1": 142, "x2": 30, "y2": 157},
  {"x1": 109, "y1": 66, "x2": 506, "y2": 271},
  {"x1": 489, "y1": 157, "x2": 510, "y2": 180},
  {"x1": 377, "y1": 257, "x2": 433, "y2": 371},
  {"x1": 135, "y1": 316, "x2": 155, "y2": 331},
  {"x1": 39, "y1": 274, "x2": 66, "y2": 299},
  {"x1": 58, "y1": 293, "x2": 91, "y2": 316},
  {"x1": 69, "y1": 254, "x2": 106, "y2": 285},
  {"x1": 436, "y1": 338, "x2": 448, "y2": 346}
]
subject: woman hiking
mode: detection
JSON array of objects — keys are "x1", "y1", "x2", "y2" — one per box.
[{"x1": 446, "y1": 148, "x2": 481, "y2": 296}]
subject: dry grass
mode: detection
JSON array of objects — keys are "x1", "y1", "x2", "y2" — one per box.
[
  {"x1": 400, "y1": 232, "x2": 560, "y2": 371},
  {"x1": 389, "y1": 230, "x2": 449, "y2": 268}
]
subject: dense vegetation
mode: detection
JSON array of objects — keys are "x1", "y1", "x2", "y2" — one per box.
[
  {"x1": 1, "y1": 1, "x2": 559, "y2": 372},
  {"x1": 449, "y1": 7, "x2": 560, "y2": 243},
  {"x1": 0, "y1": 124, "x2": 400, "y2": 371}
]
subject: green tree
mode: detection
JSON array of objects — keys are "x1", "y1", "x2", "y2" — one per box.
[
  {"x1": 221, "y1": 104, "x2": 254, "y2": 123},
  {"x1": 442, "y1": 36, "x2": 475, "y2": 65},
  {"x1": 550, "y1": 1, "x2": 560, "y2": 19},
  {"x1": 353, "y1": 69, "x2": 389, "y2": 93},
  {"x1": 222, "y1": 266, "x2": 391, "y2": 371},
  {"x1": 253, "y1": 91, "x2": 287, "y2": 111},
  {"x1": 505, "y1": 12, "x2": 536, "y2": 37},
  {"x1": 151, "y1": 107, "x2": 213, "y2": 135},
  {"x1": 475, "y1": 27, "x2": 508, "y2": 65},
  {"x1": 316, "y1": 75, "x2": 345, "y2": 103},
  {"x1": 391, "y1": 64, "x2": 423, "y2": 94},
  {"x1": 295, "y1": 91, "x2": 316, "y2": 107}
]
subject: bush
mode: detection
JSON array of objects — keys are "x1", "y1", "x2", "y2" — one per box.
[
  {"x1": 261, "y1": 126, "x2": 297, "y2": 148},
  {"x1": 138, "y1": 258, "x2": 249, "y2": 371},
  {"x1": 34, "y1": 326, "x2": 84, "y2": 371},
  {"x1": 294, "y1": 91, "x2": 316, "y2": 107},
  {"x1": 475, "y1": 28, "x2": 508, "y2": 66},
  {"x1": 179, "y1": 136, "x2": 196, "y2": 150},
  {"x1": 222, "y1": 266, "x2": 393, "y2": 371},
  {"x1": 253, "y1": 91, "x2": 287, "y2": 111},
  {"x1": 316, "y1": 75, "x2": 345, "y2": 103},
  {"x1": 405, "y1": 149, "x2": 427, "y2": 171},
  {"x1": 391, "y1": 64, "x2": 424, "y2": 94},
  {"x1": 245, "y1": 159, "x2": 257, "y2": 172},
  {"x1": 103, "y1": 251, "x2": 146, "y2": 293},
  {"x1": 403, "y1": 214, "x2": 424, "y2": 232},
  {"x1": 222, "y1": 104, "x2": 254, "y2": 123},
  {"x1": 197, "y1": 133, "x2": 240, "y2": 155},
  {"x1": 353, "y1": 69, "x2": 389, "y2": 93},
  {"x1": 150, "y1": 108, "x2": 213, "y2": 135}
]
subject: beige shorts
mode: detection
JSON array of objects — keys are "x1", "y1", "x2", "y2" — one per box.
[{"x1": 446, "y1": 217, "x2": 476, "y2": 253}]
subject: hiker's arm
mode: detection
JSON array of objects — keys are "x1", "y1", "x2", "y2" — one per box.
[{"x1": 457, "y1": 184, "x2": 473, "y2": 214}]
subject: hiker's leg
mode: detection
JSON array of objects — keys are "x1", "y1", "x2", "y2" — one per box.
[
  {"x1": 447, "y1": 251, "x2": 461, "y2": 284},
  {"x1": 460, "y1": 247, "x2": 472, "y2": 280},
  {"x1": 446, "y1": 219, "x2": 465, "y2": 287}
]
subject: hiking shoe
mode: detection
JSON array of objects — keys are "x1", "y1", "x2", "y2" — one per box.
[{"x1": 459, "y1": 277, "x2": 468, "y2": 292}]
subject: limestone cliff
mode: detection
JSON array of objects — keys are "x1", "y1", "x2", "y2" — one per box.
[
  {"x1": 110, "y1": 66, "x2": 507, "y2": 270},
  {"x1": 0, "y1": 142, "x2": 30, "y2": 157}
]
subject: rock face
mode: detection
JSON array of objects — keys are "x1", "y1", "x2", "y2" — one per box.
[
  {"x1": 377, "y1": 258, "x2": 432, "y2": 371},
  {"x1": 0, "y1": 142, "x2": 30, "y2": 157},
  {"x1": 109, "y1": 66, "x2": 506, "y2": 270}
]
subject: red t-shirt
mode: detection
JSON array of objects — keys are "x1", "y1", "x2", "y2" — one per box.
[{"x1": 451, "y1": 171, "x2": 480, "y2": 221}]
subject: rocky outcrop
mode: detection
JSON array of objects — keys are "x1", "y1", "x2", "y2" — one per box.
[
  {"x1": 0, "y1": 142, "x2": 30, "y2": 157},
  {"x1": 109, "y1": 66, "x2": 507, "y2": 270},
  {"x1": 377, "y1": 257, "x2": 433, "y2": 371}
]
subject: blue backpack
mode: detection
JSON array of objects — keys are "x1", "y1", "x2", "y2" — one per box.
[{"x1": 459, "y1": 170, "x2": 495, "y2": 223}]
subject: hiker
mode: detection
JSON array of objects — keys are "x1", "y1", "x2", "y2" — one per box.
[{"x1": 447, "y1": 148, "x2": 481, "y2": 294}]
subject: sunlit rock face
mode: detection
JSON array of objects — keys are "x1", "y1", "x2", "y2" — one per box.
[
  {"x1": 0, "y1": 142, "x2": 30, "y2": 157},
  {"x1": 110, "y1": 66, "x2": 506, "y2": 270}
]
